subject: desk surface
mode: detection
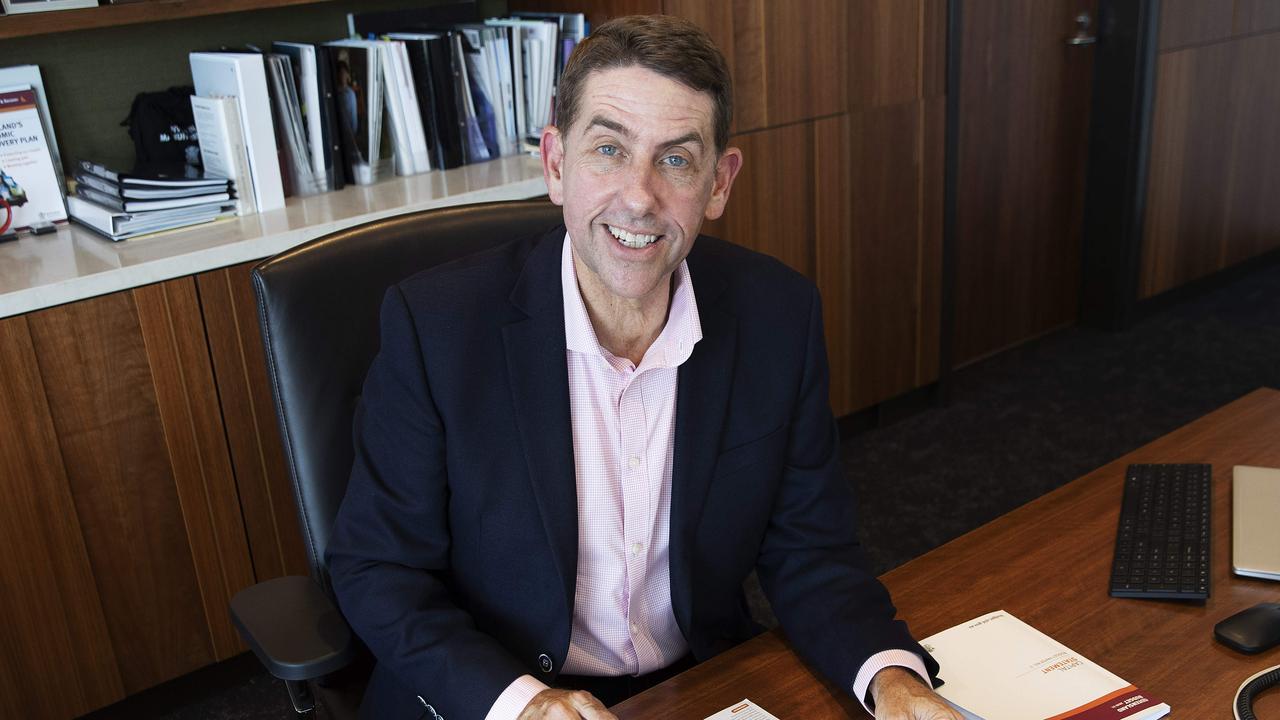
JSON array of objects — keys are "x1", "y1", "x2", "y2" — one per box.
[{"x1": 613, "y1": 387, "x2": 1280, "y2": 718}]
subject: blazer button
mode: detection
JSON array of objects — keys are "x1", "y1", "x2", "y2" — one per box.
[{"x1": 538, "y1": 653, "x2": 554, "y2": 674}]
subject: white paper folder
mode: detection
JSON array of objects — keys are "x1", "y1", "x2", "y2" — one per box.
[{"x1": 189, "y1": 52, "x2": 286, "y2": 213}]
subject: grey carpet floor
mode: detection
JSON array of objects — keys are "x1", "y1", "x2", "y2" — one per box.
[{"x1": 79, "y1": 259, "x2": 1280, "y2": 719}]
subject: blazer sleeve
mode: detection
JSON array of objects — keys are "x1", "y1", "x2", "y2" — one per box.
[
  {"x1": 752, "y1": 286, "x2": 941, "y2": 694},
  {"x1": 326, "y1": 285, "x2": 528, "y2": 720}
]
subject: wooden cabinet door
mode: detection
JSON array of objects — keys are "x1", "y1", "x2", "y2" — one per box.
[
  {"x1": 0, "y1": 316, "x2": 124, "y2": 719},
  {"x1": 2, "y1": 278, "x2": 255, "y2": 718},
  {"x1": 197, "y1": 262, "x2": 310, "y2": 581}
]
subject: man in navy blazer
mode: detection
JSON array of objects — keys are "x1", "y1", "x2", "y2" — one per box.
[{"x1": 327, "y1": 15, "x2": 959, "y2": 720}]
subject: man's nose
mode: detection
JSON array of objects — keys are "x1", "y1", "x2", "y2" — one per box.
[{"x1": 619, "y1": 161, "x2": 660, "y2": 214}]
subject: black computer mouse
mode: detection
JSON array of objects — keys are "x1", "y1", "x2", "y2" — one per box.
[{"x1": 1215, "y1": 602, "x2": 1280, "y2": 654}]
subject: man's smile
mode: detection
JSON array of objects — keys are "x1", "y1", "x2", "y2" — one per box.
[{"x1": 606, "y1": 223, "x2": 662, "y2": 249}]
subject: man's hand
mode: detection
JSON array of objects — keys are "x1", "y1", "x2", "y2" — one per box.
[
  {"x1": 869, "y1": 667, "x2": 963, "y2": 720},
  {"x1": 516, "y1": 689, "x2": 618, "y2": 720}
]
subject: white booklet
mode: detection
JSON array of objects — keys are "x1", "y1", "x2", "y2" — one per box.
[
  {"x1": 923, "y1": 611, "x2": 1169, "y2": 720},
  {"x1": 702, "y1": 699, "x2": 782, "y2": 720}
]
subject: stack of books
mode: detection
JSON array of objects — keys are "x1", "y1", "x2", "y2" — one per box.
[{"x1": 67, "y1": 160, "x2": 237, "y2": 241}]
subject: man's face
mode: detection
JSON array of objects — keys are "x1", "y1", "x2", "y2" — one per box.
[{"x1": 542, "y1": 65, "x2": 742, "y2": 306}]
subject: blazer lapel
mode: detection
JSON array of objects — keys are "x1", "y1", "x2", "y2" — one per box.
[
  {"x1": 669, "y1": 244, "x2": 736, "y2": 638},
  {"x1": 502, "y1": 230, "x2": 578, "y2": 619}
]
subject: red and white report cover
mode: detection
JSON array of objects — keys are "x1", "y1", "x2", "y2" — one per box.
[
  {"x1": 0, "y1": 86, "x2": 66, "y2": 233},
  {"x1": 923, "y1": 611, "x2": 1170, "y2": 720}
]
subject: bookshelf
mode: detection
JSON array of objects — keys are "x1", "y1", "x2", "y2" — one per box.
[
  {"x1": 0, "y1": 154, "x2": 547, "y2": 318},
  {"x1": 0, "y1": 0, "x2": 332, "y2": 40}
]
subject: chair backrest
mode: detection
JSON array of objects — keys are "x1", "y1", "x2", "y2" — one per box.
[{"x1": 252, "y1": 199, "x2": 564, "y2": 592}]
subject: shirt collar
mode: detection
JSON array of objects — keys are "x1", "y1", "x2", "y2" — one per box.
[{"x1": 561, "y1": 232, "x2": 703, "y2": 371}]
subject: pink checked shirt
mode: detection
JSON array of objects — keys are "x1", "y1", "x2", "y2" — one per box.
[{"x1": 484, "y1": 236, "x2": 928, "y2": 718}]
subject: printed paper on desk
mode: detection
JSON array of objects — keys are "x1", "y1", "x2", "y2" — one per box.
[
  {"x1": 923, "y1": 611, "x2": 1169, "y2": 720},
  {"x1": 703, "y1": 699, "x2": 783, "y2": 720}
]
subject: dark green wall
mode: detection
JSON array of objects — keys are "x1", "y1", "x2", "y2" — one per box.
[{"x1": 0, "y1": 0, "x2": 507, "y2": 174}]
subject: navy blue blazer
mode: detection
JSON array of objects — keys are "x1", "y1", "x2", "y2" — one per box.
[{"x1": 326, "y1": 226, "x2": 938, "y2": 720}]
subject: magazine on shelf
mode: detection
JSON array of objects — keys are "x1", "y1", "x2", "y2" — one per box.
[
  {"x1": 387, "y1": 31, "x2": 466, "y2": 170},
  {"x1": 77, "y1": 158, "x2": 230, "y2": 188},
  {"x1": 456, "y1": 25, "x2": 505, "y2": 158},
  {"x1": 265, "y1": 53, "x2": 323, "y2": 195},
  {"x1": 324, "y1": 40, "x2": 388, "y2": 185},
  {"x1": 189, "y1": 52, "x2": 286, "y2": 211},
  {"x1": 0, "y1": 85, "x2": 67, "y2": 232},
  {"x1": 369, "y1": 38, "x2": 431, "y2": 175},
  {"x1": 0, "y1": 66, "x2": 65, "y2": 191},
  {"x1": 77, "y1": 184, "x2": 230, "y2": 212},
  {"x1": 190, "y1": 95, "x2": 257, "y2": 215},
  {"x1": 272, "y1": 41, "x2": 345, "y2": 190},
  {"x1": 68, "y1": 195, "x2": 236, "y2": 242},
  {"x1": 75, "y1": 170, "x2": 228, "y2": 200},
  {"x1": 484, "y1": 17, "x2": 558, "y2": 138}
]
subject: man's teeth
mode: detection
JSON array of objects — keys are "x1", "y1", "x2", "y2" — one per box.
[{"x1": 608, "y1": 225, "x2": 659, "y2": 248}]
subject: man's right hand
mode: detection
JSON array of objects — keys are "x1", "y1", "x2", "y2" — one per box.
[{"x1": 516, "y1": 689, "x2": 618, "y2": 720}]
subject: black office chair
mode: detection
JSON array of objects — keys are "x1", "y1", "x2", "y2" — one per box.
[{"x1": 230, "y1": 198, "x2": 564, "y2": 718}]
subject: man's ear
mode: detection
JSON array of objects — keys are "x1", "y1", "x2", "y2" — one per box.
[
  {"x1": 704, "y1": 146, "x2": 743, "y2": 221},
  {"x1": 541, "y1": 126, "x2": 566, "y2": 206}
]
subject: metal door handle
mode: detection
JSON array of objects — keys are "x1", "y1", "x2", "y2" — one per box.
[{"x1": 1067, "y1": 12, "x2": 1097, "y2": 45}]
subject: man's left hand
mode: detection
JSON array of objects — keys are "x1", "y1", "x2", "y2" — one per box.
[{"x1": 868, "y1": 666, "x2": 963, "y2": 720}]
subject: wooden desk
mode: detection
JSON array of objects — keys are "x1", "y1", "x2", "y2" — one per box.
[{"x1": 613, "y1": 388, "x2": 1280, "y2": 718}]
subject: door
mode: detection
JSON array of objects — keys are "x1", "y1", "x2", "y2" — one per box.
[{"x1": 951, "y1": 0, "x2": 1099, "y2": 365}]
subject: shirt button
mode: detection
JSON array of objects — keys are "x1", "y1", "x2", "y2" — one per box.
[
  {"x1": 630, "y1": 623, "x2": 640, "y2": 635},
  {"x1": 630, "y1": 542, "x2": 644, "y2": 556},
  {"x1": 628, "y1": 456, "x2": 640, "y2": 470}
]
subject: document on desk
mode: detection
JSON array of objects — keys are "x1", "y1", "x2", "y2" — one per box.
[
  {"x1": 922, "y1": 611, "x2": 1170, "y2": 720},
  {"x1": 702, "y1": 699, "x2": 782, "y2": 720}
]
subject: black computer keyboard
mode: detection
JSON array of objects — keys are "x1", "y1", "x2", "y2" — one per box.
[{"x1": 1109, "y1": 463, "x2": 1211, "y2": 600}]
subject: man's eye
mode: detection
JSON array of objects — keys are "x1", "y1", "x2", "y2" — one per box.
[
  {"x1": 663, "y1": 155, "x2": 689, "y2": 168},
  {"x1": 597, "y1": 144, "x2": 619, "y2": 157}
]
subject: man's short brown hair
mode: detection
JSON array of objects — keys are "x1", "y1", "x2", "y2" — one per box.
[{"x1": 555, "y1": 14, "x2": 733, "y2": 153}]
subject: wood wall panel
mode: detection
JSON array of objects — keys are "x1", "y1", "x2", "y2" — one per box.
[
  {"x1": 711, "y1": 122, "x2": 815, "y2": 279},
  {"x1": 133, "y1": 279, "x2": 255, "y2": 662},
  {"x1": 1221, "y1": 33, "x2": 1280, "y2": 267},
  {"x1": 1140, "y1": 44, "x2": 1236, "y2": 297},
  {"x1": 849, "y1": 0, "x2": 921, "y2": 108},
  {"x1": 813, "y1": 115, "x2": 853, "y2": 416},
  {"x1": 847, "y1": 102, "x2": 928, "y2": 407},
  {"x1": 197, "y1": 263, "x2": 309, "y2": 582},
  {"x1": 26, "y1": 291, "x2": 215, "y2": 693},
  {"x1": 921, "y1": 0, "x2": 947, "y2": 99},
  {"x1": 1159, "y1": 0, "x2": 1234, "y2": 50},
  {"x1": 517, "y1": 0, "x2": 662, "y2": 30},
  {"x1": 663, "y1": 0, "x2": 738, "y2": 134},
  {"x1": 917, "y1": 96, "x2": 945, "y2": 386},
  {"x1": 1233, "y1": 0, "x2": 1280, "y2": 34},
  {"x1": 760, "y1": 0, "x2": 847, "y2": 125},
  {"x1": 1141, "y1": 1, "x2": 1280, "y2": 298},
  {"x1": 0, "y1": 316, "x2": 124, "y2": 720},
  {"x1": 729, "y1": 0, "x2": 768, "y2": 132}
]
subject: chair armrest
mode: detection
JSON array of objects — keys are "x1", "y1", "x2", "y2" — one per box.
[{"x1": 230, "y1": 575, "x2": 356, "y2": 681}]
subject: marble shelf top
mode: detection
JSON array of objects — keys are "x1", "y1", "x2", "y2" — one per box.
[{"x1": 0, "y1": 155, "x2": 550, "y2": 319}]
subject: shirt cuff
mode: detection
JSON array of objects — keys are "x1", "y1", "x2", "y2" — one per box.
[
  {"x1": 851, "y1": 648, "x2": 932, "y2": 714},
  {"x1": 483, "y1": 674, "x2": 550, "y2": 720}
]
